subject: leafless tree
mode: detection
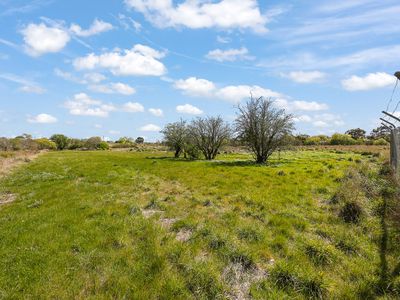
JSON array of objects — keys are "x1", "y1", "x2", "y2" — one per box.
[
  {"x1": 161, "y1": 119, "x2": 188, "y2": 158},
  {"x1": 188, "y1": 116, "x2": 231, "y2": 160},
  {"x1": 235, "y1": 96, "x2": 294, "y2": 164}
]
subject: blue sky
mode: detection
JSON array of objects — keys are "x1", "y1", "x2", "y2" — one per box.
[{"x1": 0, "y1": 0, "x2": 399, "y2": 141}]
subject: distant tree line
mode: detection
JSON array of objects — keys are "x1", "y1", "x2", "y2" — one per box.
[{"x1": 0, "y1": 134, "x2": 146, "y2": 152}]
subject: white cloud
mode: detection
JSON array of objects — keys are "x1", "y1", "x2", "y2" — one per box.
[
  {"x1": 293, "y1": 115, "x2": 312, "y2": 122},
  {"x1": 125, "y1": 0, "x2": 268, "y2": 33},
  {"x1": 174, "y1": 77, "x2": 216, "y2": 97},
  {"x1": 28, "y1": 113, "x2": 57, "y2": 124},
  {"x1": 21, "y1": 23, "x2": 70, "y2": 56},
  {"x1": 19, "y1": 85, "x2": 46, "y2": 94},
  {"x1": 275, "y1": 98, "x2": 328, "y2": 112},
  {"x1": 140, "y1": 123, "x2": 161, "y2": 131},
  {"x1": 64, "y1": 93, "x2": 116, "y2": 117},
  {"x1": 216, "y1": 85, "x2": 281, "y2": 103},
  {"x1": 293, "y1": 113, "x2": 344, "y2": 128},
  {"x1": 174, "y1": 77, "x2": 280, "y2": 103},
  {"x1": 176, "y1": 104, "x2": 203, "y2": 115},
  {"x1": 217, "y1": 35, "x2": 231, "y2": 43},
  {"x1": 341, "y1": 72, "x2": 396, "y2": 91},
  {"x1": 149, "y1": 108, "x2": 163, "y2": 117},
  {"x1": 292, "y1": 100, "x2": 329, "y2": 111},
  {"x1": 94, "y1": 124, "x2": 102, "y2": 128},
  {"x1": 206, "y1": 47, "x2": 253, "y2": 62},
  {"x1": 70, "y1": 19, "x2": 113, "y2": 37},
  {"x1": 122, "y1": 102, "x2": 144, "y2": 113},
  {"x1": 73, "y1": 44, "x2": 166, "y2": 76},
  {"x1": 284, "y1": 71, "x2": 326, "y2": 83},
  {"x1": 84, "y1": 73, "x2": 106, "y2": 83},
  {"x1": 89, "y1": 82, "x2": 136, "y2": 95},
  {"x1": 173, "y1": 77, "x2": 329, "y2": 110}
]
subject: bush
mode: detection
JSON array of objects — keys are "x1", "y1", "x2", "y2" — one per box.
[
  {"x1": 330, "y1": 133, "x2": 356, "y2": 145},
  {"x1": 84, "y1": 136, "x2": 102, "y2": 150},
  {"x1": 50, "y1": 134, "x2": 69, "y2": 150},
  {"x1": 34, "y1": 138, "x2": 56, "y2": 150},
  {"x1": 68, "y1": 139, "x2": 84, "y2": 150},
  {"x1": 372, "y1": 138, "x2": 388, "y2": 146},
  {"x1": 98, "y1": 141, "x2": 109, "y2": 150},
  {"x1": 304, "y1": 135, "x2": 330, "y2": 145}
]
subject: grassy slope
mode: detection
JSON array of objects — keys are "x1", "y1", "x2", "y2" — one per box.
[{"x1": 0, "y1": 150, "x2": 381, "y2": 299}]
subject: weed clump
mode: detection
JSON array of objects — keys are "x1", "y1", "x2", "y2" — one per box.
[
  {"x1": 237, "y1": 227, "x2": 262, "y2": 242},
  {"x1": 270, "y1": 262, "x2": 326, "y2": 299},
  {"x1": 304, "y1": 240, "x2": 335, "y2": 266},
  {"x1": 339, "y1": 201, "x2": 363, "y2": 223}
]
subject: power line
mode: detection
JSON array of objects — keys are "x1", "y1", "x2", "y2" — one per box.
[{"x1": 386, "y1": 77, "x2": 399, "y2": 112}]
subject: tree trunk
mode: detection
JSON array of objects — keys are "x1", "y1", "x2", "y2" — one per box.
[
  {"x1": 256, "y1": 155, "x2": 266, "y2": 164},
  {"x1": 174, "y1": 148, "x2": 181, "y2": 158}
]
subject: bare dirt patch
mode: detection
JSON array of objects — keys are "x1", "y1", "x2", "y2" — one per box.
[
  {"x1": 222, "y1": 263, "x2": 267, "y2": 300},
  {"x1": 176, "y1": 229, "x2": 192, "y2": 242},
  {"x1": 141, "y1": 209, "x2": 163, "y2": 218},
  {"x1": 0, "y1": 151, "x2": 42, "y2": 178},
  {"x1": 159, "y1": 217, "x2": 177, "y2": 229},
  {"x1": 0, "y1": 193, "x2": 16, "y2": 205}
]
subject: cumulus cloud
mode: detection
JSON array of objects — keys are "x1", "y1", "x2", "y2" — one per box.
[
  {"x1": 125, "y1": 0, "x2": 268, "y2": 33},
  {"x1": 122, "y1": 102, "x2": 145, "y2": 112},
  {"x1": 149, "y1": 108, "x2": 163, "y2": 116},
  {"x1": 140, "y1": 123, "x2": 161, "y2": 131},
  {"x1": 206, "y1": 47, "x2": 253, "y2": 62},
  {"x1": 21, "y1": 19, "x2": 115, "y2": 56},
  {"x1": 284, "y1": 71, "x2": 326, "y2": 83},
  {"x1": 174, "y1": 77, "x2": 216, "y2": 97},
  {"x1": 275, "y1": 98, "x2": 329, "y2": 112},
  {"x1": 70, "y1": 19, "x2": 113, "y2": 37},
  {"x1": 341, "y1": 72, "x2": 396, "y2": 91},
  {"x1": 174, "y1": 77, "x2": 280, "y2": 103},
  {"x1": 84, "y1": 72, "x2": 106, "y2": 83},
  {"x1": 176, "y1": 104, "x2": 203, "y2": 115},
  {"x1": 21, "y1": 23, "x2": 70, "y2": 56},
  {"x1": 64, "y1": 93, "x2": 116, "y2": 117},
  {"x1": 216, "y1": 85, "x2": 281, "y2": 103},
  {"x1": 174, "y1": 76, "x2": 329, "y2": 111},
  {"x1": 27, "y1": 113, "x2": 57, "y2": 123},
  {"x1": 73, "y1": 44, "x2": 166, "y2": 76},
  {"x1": 89, "y1": 82, "x2": 136, "y2": 95},
  {"x1": 293, "y1": 113, "x2": 344, "y2": 129}
]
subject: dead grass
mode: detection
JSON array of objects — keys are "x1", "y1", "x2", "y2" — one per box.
[
  {"x1": 0, "y1": 151, "x2": 42, "y2": 178},
  {"x1": 0, "y1": 193, "x2": 16, "y2": 205},
  {"x1": 222, "y1": 262, "x2": 267, "y2": 300}
]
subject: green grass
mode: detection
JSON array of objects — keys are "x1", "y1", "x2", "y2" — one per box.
[{"x1": 0, "y1": 150, "x2": 384, "y2": 299}]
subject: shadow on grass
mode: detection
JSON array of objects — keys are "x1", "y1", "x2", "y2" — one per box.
[{"x1": 145, "y1": 156, "x2": 294, "y2": 167}]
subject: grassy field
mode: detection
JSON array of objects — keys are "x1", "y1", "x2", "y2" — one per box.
[{"x1": 0, "y1": 149, "x2": 388, "y2": 299}]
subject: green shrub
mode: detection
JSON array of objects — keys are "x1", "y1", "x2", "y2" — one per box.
[
  {"x1": 84, "y1": 136, "x2": 102, "y2": 150},
  {"x1": 50, "y1": 134, "x2": 69, "y2": 150},
  {"x1": 98, "y1": 141, "x2": 109, "y2": 150},
  {"x1": 372, "y1": 138, "x2": 388, "y2": 146},
  {"x1": 330, "y1": 133, "x2": 356, "y2": 145},
  {"x1": 34, "y1": 138, "x2": 56, "y2": 150},
  {"x1": 68, "y1": 138, "x2": 84, "y2": 150},
  {"x1": 304, "y1": 135, "x2": 330, "y2": 145}
]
